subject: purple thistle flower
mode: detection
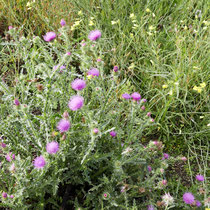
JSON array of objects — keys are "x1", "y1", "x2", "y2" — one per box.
[
  {"x1": 63, "y1": 111, "x2": 69, "y2": 119},
  {"x1": 110, "y1": 131, "x2": 117, "y2": 137},
  {"x1": 183, "y1": 192, "x2": 195, "y2": 204},
  {"x1": 147, "y1": 112, "x2": 151, "y2": 117},
  {"x1": 60, "y1": 65, "x2": 66, "y2": 70},
  {"x1": 6, "y1": 152, "x2": 15, "y2": 162},
  {"x1": 87, "y1": 68, "x2": 100, "y2": 77},
  {"x1": 68, "y1": 95, "x2": 84, "y2": 111},
  {"x1": 1, "y1": 142, "x2": 6, "y2": 148},
  {"x1": 131, "y1": 92, "x2": 141, "y2": 101},
  {"x1": 163, "y1": 153, "x2": 170, "y2": 160},
  {"x1": 81, "y1": 42, "x2": 86, "y2": 47},
  {"x1": 57, "y1": 119, "x2": 70, "y2": 132},
  {"x1": 196, "y1": 175, "x2": 204, "y2": 181},
  {"x1": 88, "y1": 30, "x2": 101, "y2": 41},
  {"x1": 53, "y1": 65, "x2": 58, "y2": 70},
  {"x1": 2, "y1": 192, "x2": 7, "y2": 198},
  {"x1": 122, "y1": 93, "x2": 131, "y2": 100},
  {"x1": 162, "y1": 180, "x2": 167, "y2": 185},
  {"x1": 33, "y1": 155, "x2": 46, "y2": 169},
  {"x1": 147, "y1": 205, "x2": 154, "y2": 210},
  {"x1": 181, "y1": 157, "x2": 187, "y2": 161},
  {"x1": 46, "y1": 141, "x2": 59, "y2": 154},
  {"x1": 43, "y1": 32, "x2": 56, "y2": 42},
  {"x1": 141, "y1": 105, "x2": 145, "y2": 110},
  {"x1": 97, "y1": 58, "x2": 102, "y2": 62},
  {"x1": 113, "y1": 66, "x2": 119, "y2": 72},
  {"x1": 93, "y1": 128, "x2": 99, "y2": 134},
  {"x1": 71, "y1": 79, "x2": 86, "y2": 91},
  {"x1": 66, "y1": 52, "x2": 71, "y2": 55},
  {"x1": 142, "y1": 99, "x2": 147, "y2": 103},
  {"x1": 9, "y1": 163, "x2": 15, "y2": 172},
  {"x1": 196, "y1": 200, "x2": 201, "y2": 207},
  {"x1": 8, "y1": 26, "x2": 13, "y2": 30},
  {"x1": 10, "y1": 195, "x2": 14, "y2": 199},
  {"x1": 147, "y1": 165, "x2": 152, "y2": 172},
  {"x1": 14, "y1": 99, "x2": 20, "y2": 106},
  {"x1": 60, "y1": 19, "x2": 66, "y2": 26}
]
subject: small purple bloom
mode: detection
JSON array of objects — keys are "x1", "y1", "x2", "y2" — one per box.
[
  {"x1": 57, "y1": 119, "x2": 70, "y2": 132},
  {"x1": 196, "y1": 200, "x2": 201, "y2": 207},
  {"x1": 147, "y1": 112, "x2": 151, "y2": 117},
  {"x1": 8, "y1": 26, "x2": 13, "y2": 30},
  {"x1": 71, "y1": 79, "x2": 86, "y2": 91},
  {"x1": 93, "y1": 128, "x2": 99, "y2": 134},
  {"x1": 33, "y1": 155, "x2": 46, "y2": 169},
  {"x1": 131, "y1": 92, "x2": 141, "y2": 101},
  {"x1": 110, "y1": 131, "x2": 117, "y2": 137},
  {"x1": 181, "y1": 157, "x2": 187, "y2": 161},
  {"x1": 6, "y1": 152, "x2": 15, "y2": 162},
  {"x1": 53, "y1": 65, "x2": 58, "y2": 70},
  {"x1": 60, "y1": 65, "x2": 66, "y2": 71},
  {"x1": 60, "y1": 19, "x2": 66, "y2": 26},
  {"x1": 66, "y1": 52, "x2": 71, "y2": 55},
  {"x1": 1, "y1": 142, "x2": 6, "y2": 148},
  {"x1": 147, "y1": 205, "x2": 154, "y2": 210},
  {"x1": 163, "y1": 153, "x2": 170, "y2": 160},
  {"x1": 183, "y1": 192, "x2": 195, "y2": 204},
  {"x1": 141, "y1": 105, "x2": 145, "y2": 110},
  {"x1": 142, "y1": 99, "x2": 147, "y2": 103},
  {"x1": 2, "y1": 192, "x2": 7, "y2": 198},
  {"x1": 122, "y1": 93, "x2": 131, "y2": 100},
  {"x1": 147, "y1": 165, "x2": 152, "y2": 172},
  {"x1": 46, "y1": 141, "x2": 59, "y2": 154},
  {"x1": 68, "y1": 95, "x2": 84, "y2": 111},
  {"x1": 14, "y1": 99, "x2": 20, "y2": 106},
  {"x1": 63, "y1": 111, "x2": 69, "y2": 119},
  {"x1": 43, "y1": 32, "x2": 56, "y2": 42},
  {"x1": 162, "y1": 180, "x2": 167, "y2": 185},
  {"x1": 113, "y1": 66, "x2": 119, "y2": 72},
  {"x1": 196, "y1": 175, "x2": 204, "y2": 182},
  {"x1": 97, "y1": 58, "x2": 102, "y2": 62},
  {"x1": 88, "y1": 30, "x2": 102, "y2": 41},
  {"x1": 10, "y1": 195, "x2": 14, "y2": 199},
  {"x1": 150, "y1": 118, "x2": 155, "y2": 122},
  {"x1": 81, "y1": 42, "x2": 86, "y2": 47},
  {"x1": 87, "y1": 68, "x2": 100, "y2": 77}
]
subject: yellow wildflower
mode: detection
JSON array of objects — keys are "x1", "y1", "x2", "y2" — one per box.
[
  {"x1": 203, "y1": 20, "x2": 209, "y2": 25},
  {"x1": 78, "y1": 11, "x2": 83, "y2": 16},
  {"x1": 87, "y1": 75, "x2": 92, "y2": 80},
  {"x1": 149, "y1": 25, "x2": 155, "y2": 30},
  {"x1": 200, "y1": 82, "x2": 206, "y2": 88},
  {"x1": 89, "y1": 20, "x2": 94, "y2": 26},
  {"x1": 168, "y1": 90, "x2": 173, "y2": 95},
  {"x1": 130, "y1": 13, "x2": 135, "y2": 19},
  {"x1": 111, "y1": 19, "x2": 120, "y2": 25},
  {"x1": 128, "y1": 63, "x2": 135, "y2": 69},
  {"x1": 146, "y1": 8, "x2": 151, "y2": 13},
  {"x1": 193, "y1": 86, "x2": 202, "y2": 93},
  {"x1": 162, "y1": 84, "x2": 168, "y2": 89}
]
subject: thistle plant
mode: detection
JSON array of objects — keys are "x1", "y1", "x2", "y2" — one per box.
[{"x1": 0, "y1": 23, "x2": 207, "y2": 209}]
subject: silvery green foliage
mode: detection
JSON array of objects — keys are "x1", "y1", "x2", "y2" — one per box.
[{"x1": 0, "y1": 28, "x2": 173, "y2": 209}]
